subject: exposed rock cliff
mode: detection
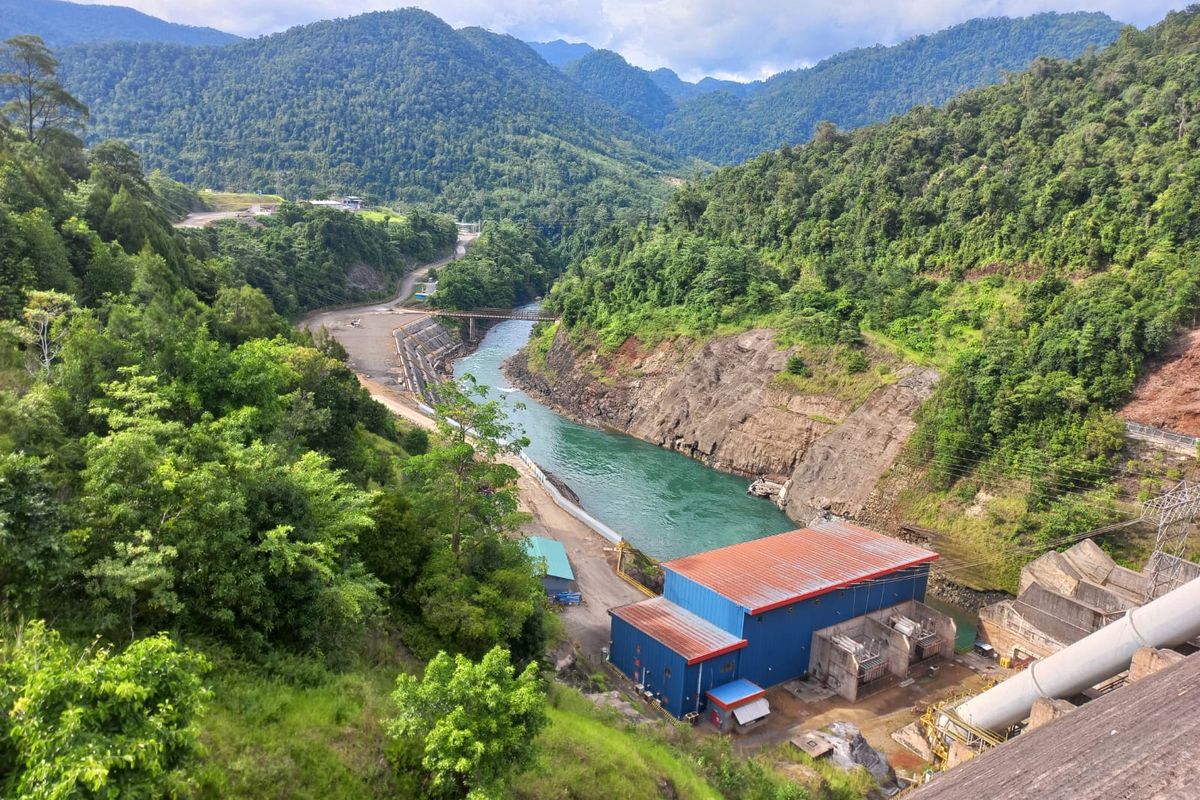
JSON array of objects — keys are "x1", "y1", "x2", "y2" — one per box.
[{"x1": 506, "y1": 327, "x2": 938, "y2": 525}]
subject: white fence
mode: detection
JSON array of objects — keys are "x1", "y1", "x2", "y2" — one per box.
[
  {"x1": 1124, "y1": 421, "x2": 1199, "y2": 456},
  {"x1": 416, "y1": 402, "x2": 624, "y2": 546}
]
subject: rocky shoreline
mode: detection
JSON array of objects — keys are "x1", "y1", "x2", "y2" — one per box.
[
  {"x1": 505, "y1": 326, "x2": 938, "y2": 522},
  {"x1": 505, "y1": 325, "x2": 1007, "y2": 611}
]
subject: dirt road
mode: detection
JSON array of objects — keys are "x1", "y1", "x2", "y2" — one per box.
[
  {"x1": 301, "y1": 237, "x2": 475, "y2": 379},
  {"x1": 302, "y1": 241, "x2": 642, "y2": 661},
  {"x1": 175, "y1": 208, "x2": 273, "y2": 228}
]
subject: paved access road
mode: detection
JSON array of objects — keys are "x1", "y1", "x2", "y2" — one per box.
[{"x1": 299, "y1": 236, "x2": 643, "y2": 661}]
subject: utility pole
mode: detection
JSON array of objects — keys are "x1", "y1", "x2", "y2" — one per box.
[{"x1": 1142, "y1": 480, "x2": 1200, "y2": 599}]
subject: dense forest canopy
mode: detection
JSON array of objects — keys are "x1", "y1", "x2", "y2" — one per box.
[
  {"x1": 549, "y1": 8, "x2": 1200, "y2": 515},
  {"x1": 56, "y1": 9, "x2": 682, "y2": 232},
  {"x1": 547, "y1": 13, "x2": 1123, "y2": 165},
  {"x1": 432, "y1": 221, "x2": 561, "y2": 311},
  {"x1": 0, "y1": 36, "x2": 557, "y2": 796},
  {"x1": 565, "y1": 49, "x2": 675, "y2": 130}
]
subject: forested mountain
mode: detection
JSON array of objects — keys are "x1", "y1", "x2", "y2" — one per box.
[
  {"x1": 648, "y1": 68, "x2": 749, "y2": 102},
  {"x1": 549, "y1": 8, "x2": 1200, "y2": 539},
  {"x1": 57, "y1": 9, "x2": 681, "y2": 227},
  {"x1": 541, "y1": 13, "x2": 1122, "y2": 165},
  {"x1": 664, "y1": 12, "x2": 1124, "y2": 163},
  {"x1": 565, "y1": 50, "x2": 675, "y2": 130},
  {"x1": 0, "y1": 0, "x2": 239, "y2": 47},
  {"x1": 526, "y1": 38, "x2": 594, "y2": 67}
]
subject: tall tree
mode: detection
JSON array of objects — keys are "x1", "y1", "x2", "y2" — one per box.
[
  {"x1": 0, "y1": 35, "x2": 87, "y2": 145},
  {"x1": 407, "y1": 375, "x2": 527, "y2": 557},
  {"x1": 21, "y1": 289, "x2": 74, "y2": 379}
]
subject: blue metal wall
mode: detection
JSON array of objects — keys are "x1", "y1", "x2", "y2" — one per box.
[
  {"x1": 663, "y1": 569, "x2": 746, "y2": 636},
  {"x1": 608, "y1": 614, "x2": 690, "y2": 717},
  {"x1": 614, "y1": 563, "x2": 932, "y2": 713},
  {"x1": 610, "y1": 613, "x2": 744, "y2": 718},
  {"x1": 681, "y1": 650, "x2": 741, "y2": 718},
  {"x1": 737, "y1": 564, "x2": 931, "y2": 687}
]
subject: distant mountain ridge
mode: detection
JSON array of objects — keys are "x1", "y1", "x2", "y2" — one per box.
[
  {"x1": 58, "y1": 9, "x2": 680, "y2": 226},
  {"x1": 526, "y1": 39, "x2": 594, "y2": 67},
  {"x1": 41, "y1": 2, "x2": 1127, "y2": 229},
  {"x1": 0, "y1": 0, "x2": 239, "y2": 47},
  {"x1": 547, "y1": 12, "x2": 1123, "y2": 164},
  {"x1": 663, "y1": 11, "x2": 1125, "y2": 163}
]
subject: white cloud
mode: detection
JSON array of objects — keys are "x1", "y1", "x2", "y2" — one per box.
[{"x1": 73, "y1": 0, "x2": 1188, "y2": 81}]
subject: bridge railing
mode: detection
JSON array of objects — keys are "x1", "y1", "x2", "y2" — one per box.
[
  {"x1": 419, "y1": 307, "x2": 559, "y2": 322},
  {"x1": 1124, "y1": 421, "x2": 1199, "y2": 455}
]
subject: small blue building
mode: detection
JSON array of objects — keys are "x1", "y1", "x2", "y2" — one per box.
[
  {"x1": 523, "y1": 536, "x2": 576, "y2": 595},
  {"x1": 609, "y1": 596, "x2": 746, "y2": 719},
  {"x1": 608, "y1": 520, "x2": 938, "y2": 719}
]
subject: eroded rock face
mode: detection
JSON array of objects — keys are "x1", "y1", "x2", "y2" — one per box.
[
  {"x1": 505, "y1": 327, "x2": 937, "y2": 526},
  {"x1": 782, "y1": 366, "x2": 938, "y2": 521}
]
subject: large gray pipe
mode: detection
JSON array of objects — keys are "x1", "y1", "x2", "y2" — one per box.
[{"x1": 955, "y1": 574, "x2": 1200, "y2": 732}]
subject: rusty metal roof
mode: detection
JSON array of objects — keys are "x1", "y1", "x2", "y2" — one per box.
[
  {"x1": 611, "y1": 596, "x2": 748, "y2": 665},
  {"x1": 662, "y1": 520, "x2": 938, "y2": 614}
]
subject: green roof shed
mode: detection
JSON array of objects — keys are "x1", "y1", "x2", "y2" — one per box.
[{"x1": 523, "y1": 536, "x2": 575, "y2": 582}]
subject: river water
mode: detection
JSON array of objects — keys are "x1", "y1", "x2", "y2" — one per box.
[{"x1": 453, "y1": 316, "x2": 795, "y2": 560}]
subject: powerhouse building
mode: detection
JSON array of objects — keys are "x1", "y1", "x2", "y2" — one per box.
[{"x1": 608, "y1": 520, "x2": 941, "y2": 719}]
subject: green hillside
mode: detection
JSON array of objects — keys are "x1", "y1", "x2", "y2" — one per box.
[
  {"x1": 548, "y1": 8, "x2": 1200, "y2": 575},
  {"x1": 57, "y1": 9, "x2": 681, "y2": 226},
  {"x1": 0, "y1": 0, "x2": 239, "y2": 47},
  {"x1": 663, "y1": 12, "x2": 1123, "y2": 163},
  {"x1": 566, "y1": 49, "x2": 675, "y2": 130}
]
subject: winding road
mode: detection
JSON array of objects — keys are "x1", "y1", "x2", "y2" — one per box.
[{"x1": 299, "y1": 235, "x2": 642, "y2": 661}]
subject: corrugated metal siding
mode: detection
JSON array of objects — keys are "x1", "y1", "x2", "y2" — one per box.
[
  {"x1": 609, "y1": 613, "x2": 691, "y2": 717},
  {"x1": 610, "y1": 596, "x2": 747, "y2": 664},
  {"x1": 540, "y1": 576, "x2": 573, "y2": 595},
  {"x1": 738, "y1": 563, "x2": 931, "y2": 687},
  {"x1": 662, "y1": 521, "x2": 938, "y2": 613},
  {"x1": 682, "y1": 650, "x2": 741, "y2": 717},
  {"x1": 663, "y1": 569, "x2": 746, "y2": 636}
]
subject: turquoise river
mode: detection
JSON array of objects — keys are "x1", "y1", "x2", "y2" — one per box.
[{"x1": 454, "y1": 314, "x2": 796, "y2": 560}]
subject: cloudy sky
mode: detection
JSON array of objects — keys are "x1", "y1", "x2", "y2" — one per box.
[{"x1": 79, "y1": 0, "x2": 1186, "y2": 80}]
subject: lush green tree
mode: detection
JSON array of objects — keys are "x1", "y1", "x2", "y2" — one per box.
[
  {"x1": 406, "y1": 375, "x2": 526, "y2": 557},
  {"x1": 21, "y1": 289, "x2": 74, "y2": 378},
  {"x1": 0, "y1": 454, "x2": 64, "y2": 618},
  {"x1": 89, "y1": 138, "x2": 152, "y2": 200},
  {"x1": 0, "y1": 620, "x2": 209, "y2": 799},
  {"x1": 432, "y1": 222, "x2": 558, "y2": 311},
  {"x1": 75, "y1": 368, "x2": 383, "y2": 649},
  {"x1": 388, "y1": 646, "x2": 546, "y2": 799},
  {"x1": 0, "y1": 34, "x2": 87, "y2": 146},
  {"x1": 211, "y1": 285, "x2": 288, "y2": 344}
]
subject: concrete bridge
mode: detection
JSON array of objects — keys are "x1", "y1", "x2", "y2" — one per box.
[{"x1": 399, "y1": 306, "x2": 559, "y2": 339}]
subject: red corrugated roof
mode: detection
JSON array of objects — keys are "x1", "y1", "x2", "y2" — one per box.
[
  {"x1": 611, "y1": 596, "x2": 748, "y2": 665},
  {"x1": 662, "y1": 520, "x2": 938, "y2": 614}
]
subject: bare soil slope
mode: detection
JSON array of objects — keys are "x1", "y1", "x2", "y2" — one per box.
[{"x1": 1120, "y1": 328, "x2": 1200, "y2": 436}]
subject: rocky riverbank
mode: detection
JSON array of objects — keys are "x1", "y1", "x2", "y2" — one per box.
[{"x1": 505, "y1": 326, "x2": 938, "y2": 527}]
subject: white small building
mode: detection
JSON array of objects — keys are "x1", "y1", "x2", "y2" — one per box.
[{"x1": 306, "y1": 196, "x2": 364, "y2": 212}]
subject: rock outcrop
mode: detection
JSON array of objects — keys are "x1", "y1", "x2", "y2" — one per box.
[
  {"x1": 782, "y1": 366, "x2": 937, "y2": 521},
  {"x1": 506, "y1": 327, "x2": 938, "y2": 526}
]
